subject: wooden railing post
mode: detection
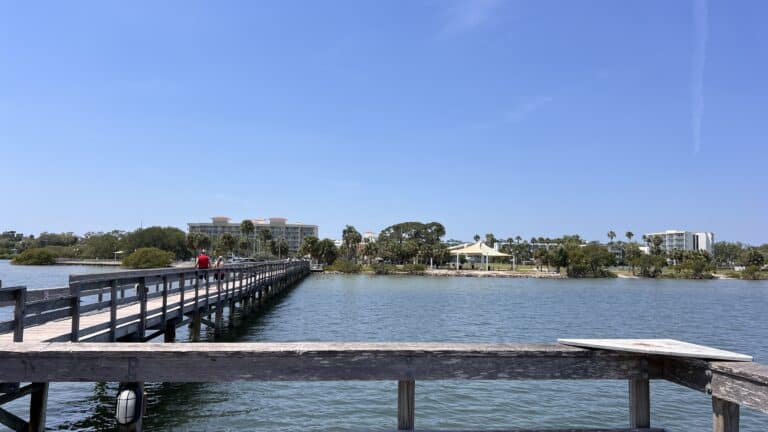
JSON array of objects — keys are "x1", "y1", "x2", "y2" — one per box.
[
  {"x1": 137, "y1": 277, "x2": 147, "y2": 339},
  {"x1": 397, "y1": 380, "x2": 415, "y2": 430},
  {"x1": 204, "y1": 272, "x2": 210, "y2": 309},
  {"x1": 161, "y1": 276, "x2": 168, "y2": 328},
  {"x1": 178, "y1": 274, "x2": 185, "y2": 321},
  {"x1": 109, "y1": 280, "x2": 118, "y2": 341},
  {"x1": 629, "y1": 378, "x2": 650, "y2": 428},
  {"x1": 13, "y1": 286, "x2": 26, "y2": 342},
  {"x1": 713, "y1": 396, "x2": 739, "y2": 432},
  {"x1": 70, "y1": 284, "x2": 80, "y2": 342}
]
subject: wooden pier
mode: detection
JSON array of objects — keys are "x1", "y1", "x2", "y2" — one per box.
[
  {"x1": 0, "y1": 260, "x2": 310, "y2": 431},
  {"x1": 1, "y1": 262, "x2": 768, "y2": 431}
]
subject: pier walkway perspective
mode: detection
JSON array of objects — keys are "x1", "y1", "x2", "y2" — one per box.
[{"x1": 1, "y1": 260, "x2": 767, "y2": 432}]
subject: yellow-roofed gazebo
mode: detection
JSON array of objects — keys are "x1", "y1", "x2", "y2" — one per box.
[{"x1": 449, "y1": 241, "x2": 509, "y2": 271}]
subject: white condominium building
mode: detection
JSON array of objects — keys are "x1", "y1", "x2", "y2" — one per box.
[
  {"x1": 643, "y1": 230, "x2": 714, "y2": 254},
  {"x1": 188, "y1": 216, "x2": 318, "y2": 252}
]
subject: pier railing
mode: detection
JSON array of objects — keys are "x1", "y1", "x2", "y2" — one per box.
[
  {"x1": 1, "y1": 342, "x2": 766, "y2": 431},
  {"x1": 0, "y1": 260, "x2": 310, "y2": 343}
]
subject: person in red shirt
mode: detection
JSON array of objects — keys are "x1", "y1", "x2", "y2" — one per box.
[{"x1": 195, "y1": 250, "x2": 210, "y2": 270}]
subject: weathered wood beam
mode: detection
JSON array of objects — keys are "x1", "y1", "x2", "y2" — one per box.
[
  {"x1": 0, "y1": 406, "x2": 28, "y2": 431},
  {"x1": 629, "y1": 378, "x2": 650, "y2": 428},
  {"x1": 28, "y1": 382, "x2": 48, "y2": 432},
  {"x1": 662, "y1": 357, "x2": 768, "y2": 414},
  {"x1": 397, "y1": 380, "x2": 415, "y2": 430},
  {"x1": 0, "y1": 343, "x2": 653, "y2": 383},
  {"x1": 713, "y1": 396, "x2": 739, "y2": 432}
]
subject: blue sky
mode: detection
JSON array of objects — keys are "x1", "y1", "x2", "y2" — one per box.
[{"x1": 1, "y1": 1, "x2": 766, "y2": 243}]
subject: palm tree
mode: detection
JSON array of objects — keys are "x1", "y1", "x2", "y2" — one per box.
[
  {"x1": 625, "y1": 231, "x2": 634, "y2": 243},
  {"x1": 484, "y1": 233, "x2": 496, "y2": 248},
  {"x1": 515, "y1": 235, "x2": 522, "y2": 244},
  {"x1": 240, "y1": 220, "x2": 255, "y2": 256},
  {"x1": 342, "y1": 225, "x2": 362, "y2": 262},
  {"x1": 607, "y1": 230, "x2": 616, "y2": 243},
  {"x1": 219, "y1": 233, "x2": 237, "y2": 257},
  {"x1": 257, "y1": 229, "x2": 272, "y2": 256},
  {"x1": 270, "y1": 237, "x2": 289, "y2": 259},
  {"x1": 473, "y1": 234, "x2": 481, "y2": 242}
]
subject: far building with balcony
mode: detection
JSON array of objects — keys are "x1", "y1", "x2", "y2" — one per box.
[
  {"x1": 188, "y1": 216, "x2": 318, "y2": 253},
  {"x1": 643, "y1": 230, "x2": 714, "y2": 254}
]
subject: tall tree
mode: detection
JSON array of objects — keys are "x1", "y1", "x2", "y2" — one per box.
[
  {"x1": 270, "y1": 237, "x2": 289, "y2": 259},
  {"x1": 341, "y1": 225, "x2": 363, "y2": 262},
  {"x1": 607, "y1": 230, "x2": 616, "y2": 243},
  {"x1": 625, "y1": 231, "x2": 634, "y2": 243},
  {"x1": 219, "y1": 233, "x2": 237, "y2": 256},
  {"x1": 316, "y1": 238, "x2": 338, "y2": 265},
  {"x1": 299, "y1": 236, "x2": 319, "y2": 260},
  {"x1": 257, "y1": 229, "x2": 272, "y2": 256},
  {"x1": 485, "y1": 233, "x2": 497, "y2": 247},
  {"x1": 473, "y1": 234, "x2": 481, "y2": 242},
  {"x1": 240, "y1": 220, "x2": 255, "y2": 256}
]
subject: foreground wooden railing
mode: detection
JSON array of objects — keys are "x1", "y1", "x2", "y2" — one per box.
[
  {"x1": 0, "y1": 260, "x2": 310, "y2": 343},
  {"x1": 0, "y1": 342, "x2": 766, "y2": 431}
]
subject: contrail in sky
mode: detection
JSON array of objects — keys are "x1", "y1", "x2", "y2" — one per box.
[{"x1": 692, "y1": 0, "x2": 708, "y2": 153}]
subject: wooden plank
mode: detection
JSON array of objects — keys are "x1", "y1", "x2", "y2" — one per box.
[
  {"x1": 398, "y1": 380, "x2": 415, "y2": 430},
  {"x1": 29, "y1": 382, "x2": 48, "y2": 432},
  {"x1": 713, "y1": 396, "x2": 739, "y2": 432},
  {"x1": 0, "y1": 342, "x2": 655, "y2": 382},
  {"x1": 12, "y1": 288, "x2": 25, "y2": 342},
  {"x1": 709, "y1": 362, "x2": 768, "y2": 414},
  {"x1": 558, "y1": 339, "x2": 752, "y2": 362},
  {"x1": 0, "y1": 406, "x2": 28, "y2": 431},
  {"x1": 629, "y1": 379, "x2": 650, "y2": 428}
]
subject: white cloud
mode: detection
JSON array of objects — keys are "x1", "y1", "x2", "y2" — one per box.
[
  {"x1": 442, "y1": 0, "x2": 505, "y2": 33},
  {"x1": 505, "y1": 96, "x2": 554, "y2": 122}
]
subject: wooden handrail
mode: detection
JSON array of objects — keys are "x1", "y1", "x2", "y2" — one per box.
[{"x1": 0, "y1": 260, "x2": 310, "y2": 342}]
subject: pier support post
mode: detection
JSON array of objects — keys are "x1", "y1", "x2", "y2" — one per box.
[
  {"x1": 191, "y1": 313, "x2": 201, "y2": 342},
  {"x1": 629, "y1": 378, "x2": 650, "y2": 428},
  {"x1": 29, "y1": 382, "x2": 49, "y2": 432},
  {"x1": 713, "y1": 397, "x2": 739, "y2": 432},
  {"x1": 163, "y1": 319, "x2": 176, "y2": 343},
  {"x1": 397, "y1": 380, "x2": 415, "y2": 430}
]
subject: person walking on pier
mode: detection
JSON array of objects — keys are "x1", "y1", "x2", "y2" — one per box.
[
  {"x1": 195, "y1": 250, "x2": 210, "y2": 269},
  {"x1": 213, "y1": 255, "x2": 225, "y2": 281},
  {"x1": 195, "y1": 250, "x2": 210, "y2": 280}
]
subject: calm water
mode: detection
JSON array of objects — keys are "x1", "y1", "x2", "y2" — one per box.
[{"x1": 2, "y1": 262, "x2": 768, "y2": 431}]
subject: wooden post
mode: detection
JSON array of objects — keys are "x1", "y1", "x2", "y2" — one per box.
[
  {"x1": 110, "y1": 280, "x2": 117, "y2": 341},
  {"x1": 70, "y1": 285, "x2": 80, "y2": 342},
  {"x1": 29, "y1": 382, "x2": 49, "y2": 432},
  {"x1": 161, "y1": 276, "x2": 168, "y2": 328},
  {"x1": 189, "y1": 310, "x2": 202, "y2": 342},
  {"x1": 629, "y1": 378, "x2": 650, "y2": 428},
  {"x1": 178, "y1": 274, "x2": 185, "y2": 321},
  {"x1": 397, "y1": 380, "x2": 415, "y2": 430},
  {"x1": 204, "y1": 272, "x2": 210, "y2": 309},
  {"x1": 137, "y1": 277, "x2": 147, "y2": 339},
  {"x1": 713, "y1": 397, "x2": 739, "y2": 432},
  {"x1": 194, "y1": 272, "x2": 200, "y2": 312},
  {"x1": 163, "y1": 319, "x2": 176, "y2": 343},
  {"x1": 13, "y1": 287, "x2": 26, "y2": 342},
  {"x1": 215, "y1": 273, "x2": 223, "y2": 331}
]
